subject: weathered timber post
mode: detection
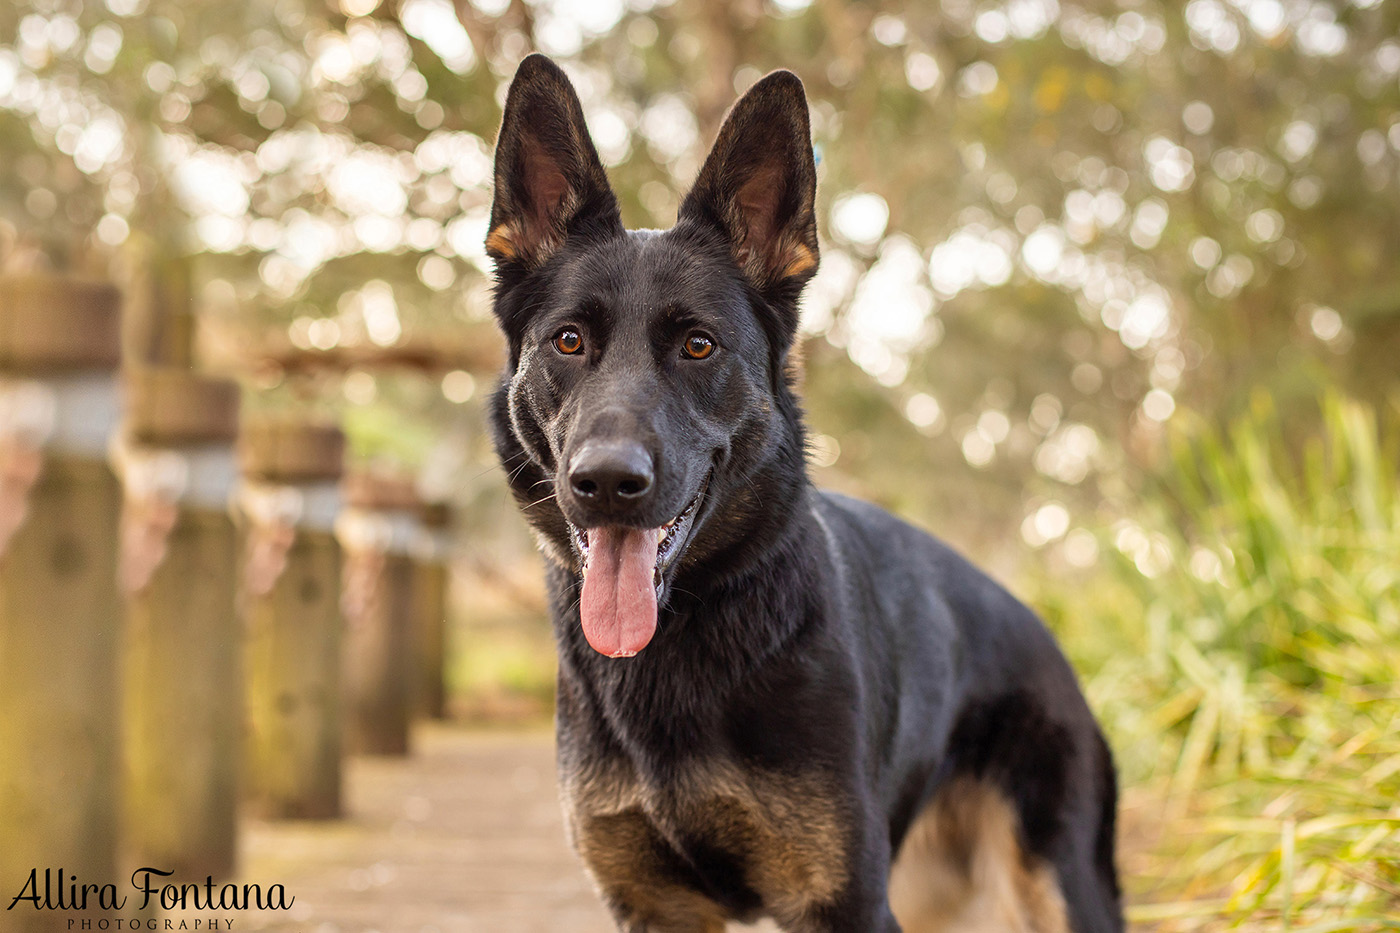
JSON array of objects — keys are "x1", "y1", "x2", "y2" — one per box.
[
  {"x1": 241, "y1": 421, "x2": 346, "y2": 818},
  {"x1": 340, "y1": 473, "x2": 421, "y2": 756},
  {"x1": 118, "y1": 367, "x2": 241, "y2": 878},
  {"x1": 414, "y1": 501, "x2": 454, "y2": 720},
  {"x1": 0, "y1": 274, "x2": 123, "y2": 928}
]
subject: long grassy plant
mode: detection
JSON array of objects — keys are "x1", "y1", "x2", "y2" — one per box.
[{"x1": 1032, "y1": 392, "x2": 1400, "y2": 930}]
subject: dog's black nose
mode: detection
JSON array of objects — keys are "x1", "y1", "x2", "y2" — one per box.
[{"x1": 568, "y1": 441, "x2": 654, "y2": 511}]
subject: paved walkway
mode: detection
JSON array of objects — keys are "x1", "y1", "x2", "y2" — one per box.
[
  {"x1": 229, "y1": 726, "x2": 610, "y2": 932},
  {"x1": 228, "y1": 724, "x2": 779, "y2": 933}
]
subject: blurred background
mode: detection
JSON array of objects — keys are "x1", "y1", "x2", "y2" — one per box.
[{"x1": 1, "y1": 0, "x2": 1398, "y2": 930}]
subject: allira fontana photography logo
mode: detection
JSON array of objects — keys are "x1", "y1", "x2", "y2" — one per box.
[{"x1": 8, "y1": 867, "x2": 294, "y2": 926}]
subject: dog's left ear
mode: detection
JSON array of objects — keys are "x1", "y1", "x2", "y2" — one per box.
[
  {"x1": 679, "y1": 70, "x2": 819, "y2": 315},
  {"x1": 487, "y1": 54, "x2": 622, "y2": 272}
]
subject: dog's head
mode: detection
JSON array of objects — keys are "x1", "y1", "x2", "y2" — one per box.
[{"x1": 485, "y1": 54, "x2": 818, "y2": 658}]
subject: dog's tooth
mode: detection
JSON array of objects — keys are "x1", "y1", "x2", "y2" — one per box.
[{"x1": 657, "y1": 527, "x2": 668, "y2": 544}]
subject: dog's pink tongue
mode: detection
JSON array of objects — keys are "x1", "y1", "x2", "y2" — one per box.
[{"x1": 580, "y1": 526, "x2": 659, "y2": 658}]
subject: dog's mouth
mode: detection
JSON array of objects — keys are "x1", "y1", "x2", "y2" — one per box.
[
  {"x1": 567, "y1": 479, "x2": 707, "y2": 659},
  {"x1": 569, "y1": 488, "x2": 703, "y2": 590}
]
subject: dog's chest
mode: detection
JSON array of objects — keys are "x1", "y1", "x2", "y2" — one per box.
[{"x1": 562, "y1": 756, "x2": 849, "y2": 921}]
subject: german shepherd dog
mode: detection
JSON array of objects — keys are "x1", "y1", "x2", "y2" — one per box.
[{"x1": 484, "y1": 53, "x2": 1123, "y2": 933}]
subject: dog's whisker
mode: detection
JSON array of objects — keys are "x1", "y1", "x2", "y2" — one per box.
[
  {"x1": 741, "y1": 474, "x2": 765, "y2": 507},
  {"x1": 505, "y1": 459, "x2": 535, "y2": 483},
  {"x1": 668, "y1": 585, "x2": 703, "y2": 606}
]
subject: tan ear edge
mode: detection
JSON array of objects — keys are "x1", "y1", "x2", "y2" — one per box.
[
  {"x1": 778, "y1": 242, "x2": 818, "y2": 280},
  {"x1": 486, "y1": 224, "x2": 521, "y2": 261}
]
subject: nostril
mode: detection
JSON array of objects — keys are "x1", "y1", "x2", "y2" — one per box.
[
  {"x1": 573, "y1": 478, "x2": 599, "y2": 498},
  {"x1": 616, "y1": 476, "x2": 650, "y2": 499}
]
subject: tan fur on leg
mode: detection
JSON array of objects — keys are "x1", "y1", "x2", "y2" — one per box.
[{"x1": 888, "y1": 780, "x2": 1069, "y2": 933}]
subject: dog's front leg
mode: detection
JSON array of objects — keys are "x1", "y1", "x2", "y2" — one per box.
[
  {"x1": 777, "y1": 822, "x2": 903, "y2": 933},
  {"x1": 786, "y1": 891, "x2": 902, "y2": 933},
  {"x1": 599, "y1": 889, "x2": 727, "y2": 933},
  {"x1": 611, "y1": 915, "x2": 726, "y2": 933},
  {"x1": 597, "y1": 884, "x2": 733, "y2": 932},
  {"x1": 788, "y1": 883, "x2": 903, "y2": 933},
  {"x1": 576, "y1": 808, "x2": 732, "y2": 933}
]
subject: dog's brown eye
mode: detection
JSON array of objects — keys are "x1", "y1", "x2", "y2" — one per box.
[
  {"x1": 554, "y1": 329, "x2": 584, "y2": 355},
  {"x1": 682, "y1": 333, "x2": 715, "y2": 360}
]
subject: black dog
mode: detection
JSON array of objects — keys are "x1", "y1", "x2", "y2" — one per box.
[{"x1": 484, "y1": 53, "x2": 1123, "y2": 933}]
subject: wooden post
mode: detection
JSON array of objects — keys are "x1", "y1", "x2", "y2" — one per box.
[
  {"x1": 0, "y1": 274, "x2": 123, "y2": 930},
  {"x1": 118, "y1": 367, "x2": 241, "y2": 879},
  {"x1": 340, "y1": 474, "x2": 421, "y2": 756},
  {"x1": 415, "y1": 501, "x2": 454, "y2": 720},
  {"x1": 241, "y1": 421, "x2": 346, "y2": 818}
]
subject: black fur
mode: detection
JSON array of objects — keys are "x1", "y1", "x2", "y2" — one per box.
[{"x1": 485, "y1": 53, "x2": 1123, "y2": 932}]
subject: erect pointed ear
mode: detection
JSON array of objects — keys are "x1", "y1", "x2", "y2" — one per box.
[
  {"x1": 486, "y1": 54, "x2": 622, "y2": 271},
  {"x1": 678, "y1": 70, "x2": 819, "y2": 296}
]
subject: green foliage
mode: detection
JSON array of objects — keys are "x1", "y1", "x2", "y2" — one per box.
[
  {"x1": 342, "y1": 398, "x2": 437, "y2": 466},
  {"x1": 1034, "y1": 393, "x2": 1400, "y2": 929}
]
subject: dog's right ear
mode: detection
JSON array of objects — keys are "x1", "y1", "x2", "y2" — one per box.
[
  {"x1": 486, "y1": 54, "x2": 621, "y2": 273},
  {"x1": 678, "y1": 70, "x2": 819, "y2": 321}
]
